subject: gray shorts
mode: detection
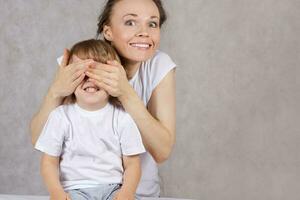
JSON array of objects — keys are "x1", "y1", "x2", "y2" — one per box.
[{"x1": 67, "y1": 184, "x2": 121, "y2": 200}]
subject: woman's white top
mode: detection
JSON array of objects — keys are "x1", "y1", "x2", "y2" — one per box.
[{"x1": 129, "y1": 51, "x2": 176, "y2": 197}]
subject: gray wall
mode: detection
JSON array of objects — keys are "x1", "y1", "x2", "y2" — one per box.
[{"x1": 0, "y1": 0, "x2": 299, "y2": 199}]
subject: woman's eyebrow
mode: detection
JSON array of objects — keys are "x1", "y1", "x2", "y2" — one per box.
[
  {"x1": 123, "y1": 13, "x2": 138, "y2": 18},
  {"x1": 122, "y1": 13, "x2": 159, "y2": 20},
  {"x1": 150, "y1": 16, "x2": 159, "y2": 20}
]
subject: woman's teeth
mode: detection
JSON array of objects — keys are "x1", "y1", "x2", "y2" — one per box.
[{"x1": 130, "y1": 43, "x2": 151, "y2": 48}]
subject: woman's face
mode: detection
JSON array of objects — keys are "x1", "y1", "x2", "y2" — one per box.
[{"x1": 104, "y1": 0, "x2": 161, "y2": 63}]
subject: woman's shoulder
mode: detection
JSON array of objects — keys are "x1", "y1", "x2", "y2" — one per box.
[
  {"x1": 145, "y1": 50, "x2": 176, "y2": 70},
  {"x1": 140, "y1": 50, "x2": 176, "y2": 74},
  {"x1": 150, "y1": 50, "x2": 174, "y2": 63}
]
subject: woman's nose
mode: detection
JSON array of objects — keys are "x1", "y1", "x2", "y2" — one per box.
[{"x1": 136, "y1": 25, "x2": 149, "y2": 37}]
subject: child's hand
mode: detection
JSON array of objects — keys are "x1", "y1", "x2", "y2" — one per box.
[
  {"x1": 50, "y1": 191, "x2": 70, "y2": 200},
  {"x1": 113, "y1": 190, "x2": 134, "y2": 200}
]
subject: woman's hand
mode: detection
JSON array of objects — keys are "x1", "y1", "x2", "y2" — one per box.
[
  {"x1": 50, "y1": 49, "x2": 94, "y2": 99},
  {"x1": 85, "y1": 60, "x2": 130, "y2": 98}
]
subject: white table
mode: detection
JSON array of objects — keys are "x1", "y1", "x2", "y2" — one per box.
[{"x1": 0, "y1": 195, "x2": 194, "y2": 200}]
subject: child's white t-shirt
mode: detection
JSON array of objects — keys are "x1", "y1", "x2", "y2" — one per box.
[{"x1": 35, "y1": 103, "x2": 145, "y2": 191}]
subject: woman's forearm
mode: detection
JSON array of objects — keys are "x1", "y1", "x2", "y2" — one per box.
[
  {"x1": 119, "y1": 87, "x2": 173, "y2": 163},
  {"x1": 30, "y1": 88, "x2": 63, "y2": 145}
]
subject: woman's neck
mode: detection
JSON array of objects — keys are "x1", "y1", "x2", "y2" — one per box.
[{"x1": 121, "y1": 58, "x2": 141, "y2": 80}]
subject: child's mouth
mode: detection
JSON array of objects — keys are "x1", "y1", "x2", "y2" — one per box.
[
  {"x1": 82, "y1": 81, "x2": 100, "y2": 93},
  {"x1": 84, "y1": 87, "x2": 99, "y2": 93}
]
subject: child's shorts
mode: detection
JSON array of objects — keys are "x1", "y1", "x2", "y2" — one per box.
[{"x1": 67, "y1": 183, "x2": 121, "y2": 200}]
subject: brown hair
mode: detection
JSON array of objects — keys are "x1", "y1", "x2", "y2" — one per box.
[
  {"x1": 96, "y1": 0, "x2": 167, "y2": 38},
  {"x1": 63, "y1": 39, "x2": 122, "y2": 108}
]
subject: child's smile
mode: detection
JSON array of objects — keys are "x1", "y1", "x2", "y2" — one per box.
[{"x1": 81, "y1": 81, "x2": 100, "y2": 93}]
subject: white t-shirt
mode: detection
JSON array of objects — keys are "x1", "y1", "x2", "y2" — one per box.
[
  {"x1": 35, "y1": 103, "x2": 145, "y2": 191},
  {"x1": 129, "y1": 51, "x2": 176, "y2": 197}
]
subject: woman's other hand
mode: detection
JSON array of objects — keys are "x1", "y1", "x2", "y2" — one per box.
[
  {"x1": 50, "y1": 49, "x2": 94, "y2": 99},
  {"x1": 85, "y1": 60, "x2": 130, "y2": 98}
]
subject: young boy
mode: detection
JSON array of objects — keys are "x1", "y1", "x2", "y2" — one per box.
[{"x1": 35, "y1": 39, "x2": 145, "y2": 200}]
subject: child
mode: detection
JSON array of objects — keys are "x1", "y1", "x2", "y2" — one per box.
[{"x1": 35, "y1": 39, "x2": 145, "y2": 200}]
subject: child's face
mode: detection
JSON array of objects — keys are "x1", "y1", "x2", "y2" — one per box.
[
  {"x1": 70, "y1": 55, "x2": 109, "y2": 110},
  {"x1": 104, "y1": 0, "x2": 160, "y2": 63}
]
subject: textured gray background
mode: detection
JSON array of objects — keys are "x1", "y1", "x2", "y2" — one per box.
[{"x1": 0, "y1": 0, "x2": 299, "y2": 199}]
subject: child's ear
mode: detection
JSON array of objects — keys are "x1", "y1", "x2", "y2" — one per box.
[{"x1": 103, "y1": 25, "x2": 113, "y2": 41}]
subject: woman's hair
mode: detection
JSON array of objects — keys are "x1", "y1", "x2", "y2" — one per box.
[
  {"x1": 96, "y1": 0, "x2": 167, "y2": 38},
  {"x1": 63, "y1": 39, "x2": 122, "y2": 108}
]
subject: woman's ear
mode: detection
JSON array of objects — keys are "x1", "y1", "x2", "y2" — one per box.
[{"x1": 103, "y1": 25, "x2": 113, "y2": 41}]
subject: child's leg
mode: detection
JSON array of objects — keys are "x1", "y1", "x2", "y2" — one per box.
[{"x1": 105, "y1": 184, "x2": 121, "y2": 200}]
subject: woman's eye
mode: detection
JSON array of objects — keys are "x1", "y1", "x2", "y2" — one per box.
[
  {"x1": 149, "y1": 21, "x2": 158, "y2": 28},
  {"x1": 125, "y1": 20, "x2": 136, "y2": 26}
]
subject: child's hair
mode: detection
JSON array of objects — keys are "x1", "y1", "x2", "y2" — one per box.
[{"x1": 63, "y1": 39, "x2": 122, "y2": 108}]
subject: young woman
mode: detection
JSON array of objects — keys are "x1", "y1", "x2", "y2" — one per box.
[{"x1": 31, "y1": 0, "x2": 176, "y2": 197}]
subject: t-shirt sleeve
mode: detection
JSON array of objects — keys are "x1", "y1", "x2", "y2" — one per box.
[
  {"x1": 150, "y1": 51, "x2": 177, "y2": 91},
  {"x1": 57, "y1": 55, "x2": 63, "y2": 65},
  {"x1": 34, "y1": 108, "x2": 68, "y2": 157},
  {"x1": 118, "y1": 113, "x2": 146, "y2": 156}
]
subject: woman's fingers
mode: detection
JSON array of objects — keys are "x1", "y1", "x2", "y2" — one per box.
[
  {"x1": 90, "y1": 62, "x2": 117, "y2": 72},
  {"x1": 71, "y1": 68, "x2": 86, "y2": 82},
  {"x1": 107, "y1": 60, "x2": 121, "y2": 67},
  {"x1": 69, "y1": 59, "x2": 94, "y2": 73},
  {"x1": 71, "y1": 73, "x2": 85, "y2": 88},
  {"x1": 102, "y1": 77, "x2": 117, "y2": 87},
  {"x1": 85, "y1": 71, "x2": 102, "y2": 82},
  {"x1": 90, "y1": 79, "x2": 113, "y2": 93},
  {"x1": 86, "y1": 69, "x2": 116, "y2": 80}
]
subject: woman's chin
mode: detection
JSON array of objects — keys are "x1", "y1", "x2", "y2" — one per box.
[{"x1": 126, "y1": 52, "x2": 155, "y2": 63}]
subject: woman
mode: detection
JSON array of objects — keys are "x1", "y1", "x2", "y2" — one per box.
[{"x1": 31, "y1": 0, "x2": 176, "y2": 197}]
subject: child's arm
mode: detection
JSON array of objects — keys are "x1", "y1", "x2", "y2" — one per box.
[
  {"x1": 41, "y1": 153, "x2": 69, "y2": 200},
  {"x1": 114, "y1": 155, "x2": 141, "y2": 200}
]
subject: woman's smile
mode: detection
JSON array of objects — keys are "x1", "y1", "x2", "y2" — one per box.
[{"x1": 129, "y1": 42, "x2": 153, "y2": 50}]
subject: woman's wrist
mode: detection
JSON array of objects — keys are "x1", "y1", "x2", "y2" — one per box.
[
  {"x1": 47, "y1": 86, "x2": 64, "y2": 104},
  {"x1": 118, "y1": 83, "x2": 135, "y2": 104}
]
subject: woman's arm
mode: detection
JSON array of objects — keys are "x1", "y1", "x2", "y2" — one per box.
[
  {"x1": 30, "y1": 50, "x2": 93, "y2": 145},
  {"x1": 41, "y1": 154, "x2": 70, "y2": 200},
  {"x1": 114, "y1": 155, "x2": 141, "y2": 200},
  {"x1": 119, "y1": 69, "x2": 176, "y2": 163},
  {"x1": 30, "y1": 89, "x2": 63, "y2": 145},
  {"x1": 87, "y1": 62, "x2": 176, "y2": 163}
]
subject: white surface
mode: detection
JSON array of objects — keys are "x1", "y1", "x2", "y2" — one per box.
[{"x1": 0, "y1": 195, "x2": 194, "y2": 200}]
